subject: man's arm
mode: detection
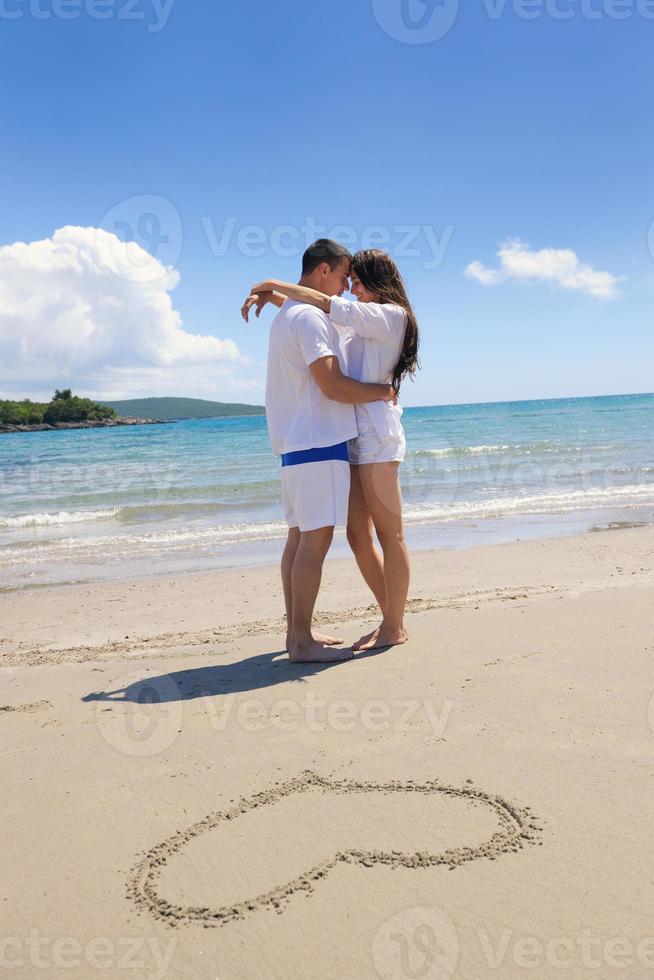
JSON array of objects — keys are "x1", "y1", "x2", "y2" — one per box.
[{"x1": 310, "y1": 357, "x2": 397, "y2": 405}]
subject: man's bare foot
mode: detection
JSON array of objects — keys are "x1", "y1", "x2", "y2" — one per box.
[
  {"x1": 285, "y1": 631, "x2": 343, "y2": 652},
  {"x1": 288, "y1": 640, "x2": 354, "y2": 663},
  {"x1": 352, "y1": 625, "x2": 409, "y2": 652}
]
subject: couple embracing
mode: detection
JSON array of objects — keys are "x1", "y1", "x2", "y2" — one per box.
[{"x1": 241, "y1": 239, "x2": 419, "y2": 663}]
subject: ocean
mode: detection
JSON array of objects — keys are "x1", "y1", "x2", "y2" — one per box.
[{"x1": 1, "y1": 392, "x2": 653, "y2": 591}]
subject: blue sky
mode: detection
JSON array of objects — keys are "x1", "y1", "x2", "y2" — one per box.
[{"x1": 1, "y1": 0, "x2": 652, "y2": 407}]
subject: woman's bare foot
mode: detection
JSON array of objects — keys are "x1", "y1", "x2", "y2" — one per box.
[
  {"x1": 288, "y1": 640, "x2": 354, "y2": 663},
  {"x1": 351, "y1": 626, "x2": 382, "y2": 652},
  {"x1": 285, "y1": 631, "x2": 343, "y2": 652},
  {"x1": 352, "y1": 625, "x2": 409, "y2": 652},
  {"x1": 314, "y1": 631, "x2": 344, "y2": 645}
]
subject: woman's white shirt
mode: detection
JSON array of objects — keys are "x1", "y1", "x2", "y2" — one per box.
[{"x1": 329, "y1": 296, "x2": 406, "y2": 442}]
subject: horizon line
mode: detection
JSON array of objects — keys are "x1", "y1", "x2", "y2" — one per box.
[
  {"x1": 2, "y1": 390, "x2": 651, "y2": 414},
  {"x1": 101, "y1": 389, "x2": 653, "y2": 411}
]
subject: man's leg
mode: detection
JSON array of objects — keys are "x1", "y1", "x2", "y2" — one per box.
[
  {"x1": 281, "y1": 527, "x2": 300, "y2": 647},
  {"x1": 282, "y1": 527, "x2": 344, "y2": 651},
  {"x1": 288, "y1": 525, "x2": 353, "y2": 663}
]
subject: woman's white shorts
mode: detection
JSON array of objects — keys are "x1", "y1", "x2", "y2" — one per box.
[{"x1": 347, "y1": 415, "x2": 406, "y2": 466}]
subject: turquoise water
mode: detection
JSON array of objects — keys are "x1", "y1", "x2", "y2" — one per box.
[{"x1": 1, "y1": 392, "x2": 653, "y2": 590}]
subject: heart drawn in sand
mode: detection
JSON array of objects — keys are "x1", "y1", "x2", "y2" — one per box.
[{"x1": 127, "y1": 771, "x2": 543, "y2": 928}]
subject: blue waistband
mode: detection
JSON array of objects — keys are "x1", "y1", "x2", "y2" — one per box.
[{"x1": 281, "y1": 441, "x2": 349, "y2": 467}]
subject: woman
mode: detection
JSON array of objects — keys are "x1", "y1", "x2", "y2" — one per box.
[{"x1": 243, "y1": 249, "x2": 419, "y2": 651}]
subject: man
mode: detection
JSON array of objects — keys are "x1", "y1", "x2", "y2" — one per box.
[{"x1": 245, "y1": 239, "x2": 396, "y2": 663}]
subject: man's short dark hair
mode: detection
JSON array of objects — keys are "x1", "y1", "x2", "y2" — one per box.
[{"x1": 302, "y1": 239, "x2": 352, "y2": 276}]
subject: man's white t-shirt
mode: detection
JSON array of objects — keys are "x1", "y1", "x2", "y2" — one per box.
[{"x1": 265, "y1": 299, "x2": 358, "y2": 455}]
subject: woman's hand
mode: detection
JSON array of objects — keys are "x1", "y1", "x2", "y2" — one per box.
[{"x1": 241, "y1": 291, "x2": 272, "y2": 322}]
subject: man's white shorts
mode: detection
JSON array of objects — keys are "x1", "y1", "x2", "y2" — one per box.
[{"x1": 281, "y1": 459, "x2": 350, "y2": 532}]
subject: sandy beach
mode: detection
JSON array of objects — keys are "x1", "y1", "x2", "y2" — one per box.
[{"x1": 2, "y1": 524, "x2": 653, "y2": 979}]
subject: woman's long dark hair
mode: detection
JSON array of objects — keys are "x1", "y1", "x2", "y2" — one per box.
[{"x1": 350, "y1": 249, "x2": 420, "y2": 394}]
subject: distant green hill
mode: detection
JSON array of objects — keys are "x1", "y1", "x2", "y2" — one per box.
[{"x1": 97, "y1": 396, "x2": 265, "y2": 420}]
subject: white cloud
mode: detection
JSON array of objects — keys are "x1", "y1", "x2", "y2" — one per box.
[
  {"x1": 0, "y1": 225, "x2": 251, "y2": 402},
  {"x1": 464, "y1": 260, "x2": 502, "y2": 287},
  {"x1": 465, "y1": 240, "x2": 622, "y2": 299}
]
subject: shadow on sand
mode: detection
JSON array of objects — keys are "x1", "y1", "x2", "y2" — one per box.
[{"x1": 81, "y1": 646, "x2": 388, "y2": 705}]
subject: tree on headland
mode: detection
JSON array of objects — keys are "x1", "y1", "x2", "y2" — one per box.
[
  {"x1": 44, "y1": 390, "x2": 115, "y2": 423},
  {"x1": 0, "y1": 398, "x2": 44, "y2": 425},
  {"x1": 0, "y1": 390, "x2": 117, "y2": 426}
]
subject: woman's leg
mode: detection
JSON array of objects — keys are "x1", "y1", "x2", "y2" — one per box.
[
  {"x1": 355, "y1": 461, "x2": 410, "y2": 650},
  {"x1": 346, "y1": 464, "x2": 387, "y2": 617}
]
